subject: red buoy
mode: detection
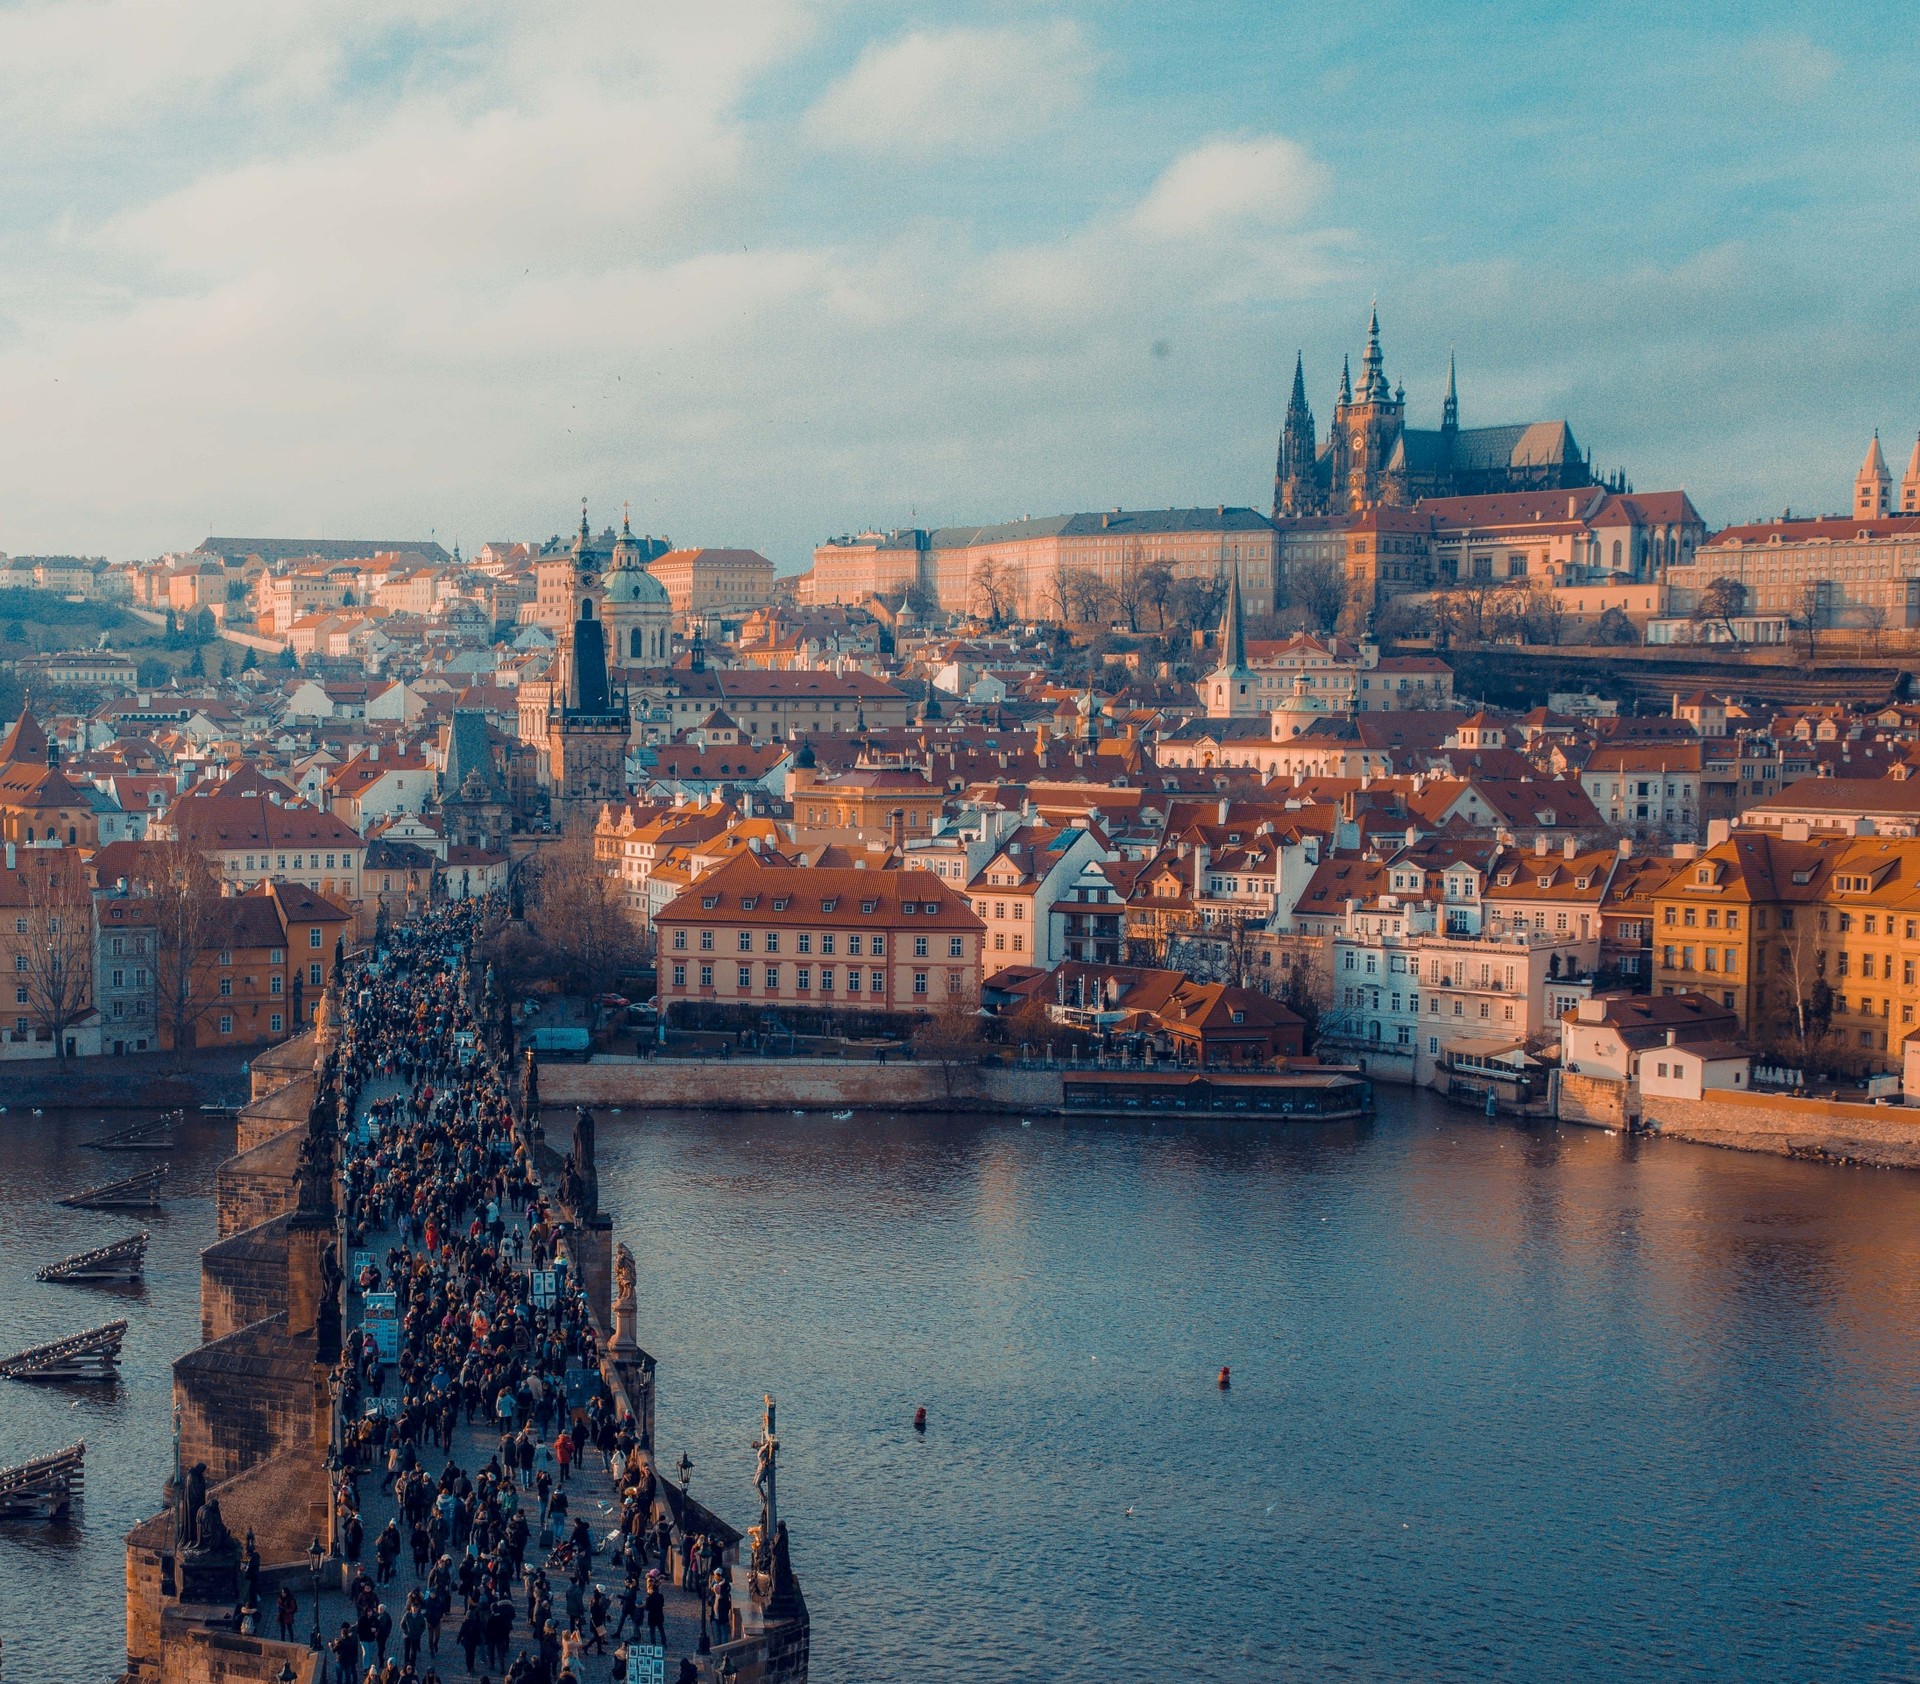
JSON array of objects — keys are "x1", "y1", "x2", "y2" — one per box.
[
  {"x1": 1217, "y1": 1367, "x2": 1231, "y2": 1390},
  {"x1": 913, "y1": 1406, "x2": 927, "y2": 1432}
]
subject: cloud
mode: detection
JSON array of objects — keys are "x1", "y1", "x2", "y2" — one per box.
[
  {"x1": 1132, "y1": 137, "x2": 1326, "y2": 240},
  {"x1": 803, "y1": 21, "x2": 1088, "y2": 158}
]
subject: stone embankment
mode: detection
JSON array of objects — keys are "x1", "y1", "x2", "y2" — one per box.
[{"x1": 539, "y1": 1054, "x2": 1062, "y2": 1112}]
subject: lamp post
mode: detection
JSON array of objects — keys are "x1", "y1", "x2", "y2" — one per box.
[
  {"x1": 277, "y1": 1662, "x2": 297, "y2": 1684},
  {"x1": 307, "y1": 1536, "x2": 323, "y2": 1653}
]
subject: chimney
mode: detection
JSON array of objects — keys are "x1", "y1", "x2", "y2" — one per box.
[
  {"x1": 1193, "y1": 843, "x2": 1210, "y2": 898},
  {"x1": 1535, "y1": 834, "x2": 1549, "y2": 856},
  {"x1": 1217, "y1": 798, "x2": 1230, "y2": 823},
  {"x1": 1665, "y1": 1028, "x2": 1677, "y2": 1046},
  {"x1": 1617, "y1": 837, "x2": 1633, "y2": 858},
  {"x1": 1563, "y1": 836, "x2": 1577, "y2": 859}
]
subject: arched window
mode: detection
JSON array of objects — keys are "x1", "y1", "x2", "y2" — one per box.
[
  {"x1": 1612, "y1": 539, "x2": 1622, "y2": 568},
  {"x1": 630, "y1": 628, "x2": 643, "y2": 659},
  {"x1": 581, "y1": 598, "x2": 595, "y2": 620}
]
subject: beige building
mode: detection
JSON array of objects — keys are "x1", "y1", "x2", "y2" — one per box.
[
  {"x1": 649, "y1": 548, "x2": 776, "y2": 629},
  {"x1": 806, "y1": 507, "x2": 1278, "y2": 622},
  {"x1": 1674, "y1": 514, "x2": 1920, "y2": 630}
]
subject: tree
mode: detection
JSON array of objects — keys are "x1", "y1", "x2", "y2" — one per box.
[
  {"x1": 1520, "y1": 582, "x2": 1567, "y2": 646},
  {"x1": 19, "y1": 853, "x2": 94, "y2": 1063},
  {"x1": 1041, "y1": 564, "x2": 1073, "y2": 627},
  {"x1": 1169, "y1": 571, "x2": 1228, "y2": 640},
  {"x1": 1593, "y1": 606, "x2": 1638, "y2": 646},
  {"x1": 1795, "y1": 581, "x2": 1824, "y2": 663},
  {"x1": 1137, "y1": 561, "x2": 1175, "y2": 631},
  {"x1": 1113, "y1": 550, "x2": 1149, "y2": 633},
  {"x1": 911, "y1": 993, "x2": 986, "y2": 1099},
  {"x1": 523, "y1": 830, "x2": 638, "y2": 997},
  {"x1": 1287, "y1": 556, "x2": 1347, "y2": 634},
  {"x1": 1861, "y1": 601, "x2": 1889, "y2": 658},
  {"x1": 1063, "y1": 567, "x2": 1112, "y2": 626},
  {"x1": 1692, "y1": 576, "x2": 1749, "y2": 643},
  {"x1": 186, "y1": 647, "x2": 205, "y2": 678},
  {"x1": 1755, "y1": 911, "x2": 1837, "y2": 1075},
  {"x1": 277, "y1": 647, "x2": 300, "y2": 671},
  {"x1": 147, "y1": 838, "x2": 225, "y2": 1051},
  {"x1": 241, "y1": 646, "x2": 259, "y2": 671},
  {"x1": 970, "y1": 558, "x2": 1016, "y2": 628}
]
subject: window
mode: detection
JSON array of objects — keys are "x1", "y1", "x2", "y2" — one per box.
[
  {"x1": 738, "y1": 931, "x2": 752, "y2": 953},
  {"x1": 821, "y1": 935, "x2": 836, "y2": 955},
  {"x1": 672, "y1": 930, "x2": 687, "y2": 950},
  {"x1": 9, "y1": 956, "x2": 20, "y2": 973},
  {"x1": 798, "y1": 934, "x2": 812, "y2": 954},
  {"x1": 871, "y1": 970, "x2": 884, "y2": 993},
  {"x1": 308, "y1": 928, "x2": 323, "y2": 949},
  {"x1": 672, "y1": 964, "x2": 686, "y2": 987},
  {"x1": 848, "y1": 936, "x2": 863, "y2": 957},
  {"x1": 847, "y1": 970, "x2": 861, "y2": 992},
  {"x1": 820, "y1": 968, "x2": 835, "y2": 992},
  {"x1": 270, "y1": 948, "x2": 283, "y2": 964},
  {"x1": 765, "y1": 933, "x2": 780, "y2": 953},
  {"x1": 219, "y1": 1014, "x2": 233, "y2": 1035},
  {"x1": 270, "y1": 1013, "x2": 283, "y2": 1034},
  {"x1": 1012, "y1": 933, "x2": 1024, "y2": 952},
  {"x1": 737, "y1": 966, "x2": 752, "y2": 989},
  {"x1": 949, "y1": 937, "x2": 964, "y2": 958},
  {"x1": 914, "y1": 971, "x2": 928, "y2": 995},
  {"x1": 220, "y1": 949, "x2": 233, "y2": 966},
  {"x1": 309, "y1": 963, "x2": 322, "y2": 986},
  {"x1": 915, "y1": 936, "x2": 930, "y2": 957},
  {"x1": 862, "y1": 900, "x2": 877, "y2": 915},
  {"x1": 11, "y1": 986, "x2": 22, "y2": 1005},
  {"x1": 700, "y1": 964, "x2": 714, "y2": 988},
  {"x1": 271, "y1": 975, "x2": 283, "y2": 995},
  {"x1": 766, "y1": 966, "x2": 780, "y2": 989},
  {"x1": 797, "y1": 968, "x2": 811, "y2": 991},
  {"x1": 993, "y1": 933, "x2": 1005, "y2": 951}
]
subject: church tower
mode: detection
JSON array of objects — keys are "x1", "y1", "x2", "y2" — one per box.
[
  {"x1": 1340, "y1": 305, "x2": 1405, "y2": 512},
  {"x1": 544, "y1": 502, "x2": 629, "y2": 828},
  {"x1": 1856, "y1": 432, "x2": 1892, "y2": 519},
  {"x1": 1901, "y1": 435, "x2": 1920, "y2": 515},
  {"x1": 601, "y1": 508, "x2": 673, "y2": 669},
  {"x1": 1273, "y1": 352, "x2": 1322, "y2": 517},
  {"x1": 1202, "y1": 568, "x2": 1258, "y2": 718}
]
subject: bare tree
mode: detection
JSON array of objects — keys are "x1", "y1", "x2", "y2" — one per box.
[
  {"x1": 1138, "y1": 560, "x2": 1175, "y2": 631},
  {"x1": 1113, "y1": 549, "x2": 1150, "y2": 633},
  {"x1": 525, "y1": 828, "x2": 638, "y2": 997},
  {"x1": 1795, "y1": 581, "x2": 1824, "y2": 664},
  {"x1": 147, "y1": 837, "x2": 225, "y2": 1051},
  {"x1": 1860, "y1": 601, "x2": 1889, "y2": 658},
  {"x1": 1041, "y1": 564, "x2": 1073, "y2": 627},
  {"x1": 971, "y1": 558, "x2": 1016, "y2": 628},
  {"x1": 1756, "y1": 911, "x2": 1835, "y2": 1074},
  {"x1": 1287, "y1": 556, "x2": 1347, "y2": 634},
  {"x1": 911, "y1": 993, "x2": 986, "y2": 1099},
  {"x1": 19, "y1": 853, "x2": 93, "y2": 1063},
  {"x1": 1064, "y1": 567, "x2": 1112, "y2": 626},
  {"x1": 1692, "y1": 576, "x2": 1749, "y2": 644}
]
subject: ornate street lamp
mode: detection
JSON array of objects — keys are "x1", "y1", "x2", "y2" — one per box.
[{"x1": 307, "y1": 1536, "x2": 324, "y2": 1651}]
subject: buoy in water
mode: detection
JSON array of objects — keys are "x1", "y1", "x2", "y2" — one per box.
[
  {"x1": 913, "y1": 1406, "x2": 927, "y2": 1432},
  {"x1": 1217, "y1": 1366, "x2": 1231, "y2": 1390}
]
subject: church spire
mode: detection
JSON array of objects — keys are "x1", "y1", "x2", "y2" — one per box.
[
  {"x1": 1288, "y1": 350, "x2": 1308, "y2": 417},
  {"x1": 1857, "y1": 431, "x2": 1892, "y2": 519},
  {"x1": 1216, "y1": 567, "x2": 1247, "y2": 673},
  {"x1": 1442, "y1": 350, "x2": 1459, "y2": 431},
  {"x1": 1274, "y1": 351, "x2": 1320, "y2": 518},
  {"x1": 1359, "y1": 302, "x2": 1391, "y2": 402},
  {"x1": 1338, "y1": 355, "x2": 1351, "y2": 406}
]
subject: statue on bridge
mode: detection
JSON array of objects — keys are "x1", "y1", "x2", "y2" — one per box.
[{"x1": 570, "y1": 1106, "x2": 599, "y2": 1218}]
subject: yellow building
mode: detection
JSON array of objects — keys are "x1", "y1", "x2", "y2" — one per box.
[
  {"x1": 1650, "y1": 831, "x2": 1920, "y2": 1075},
  {"x1": 648, "y1": 548, "x2": 776, "y2": 629}
]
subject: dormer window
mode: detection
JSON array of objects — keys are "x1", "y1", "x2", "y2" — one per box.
[
  {"x1": 702, "y1": 895, "x2": 718, "y2": 909},
  {"x1": 1695, "y1": 868, "x2": 1711, "y2": 884},
  {"x1": 821, "y1": 898, "x2": 837, "y2": 913},
  {"x1": 773, "y1": 897, "x2": 789, "y2": 911},
  {"x1": 741, "y1": 897, "x2": 758, "y2": 911}
]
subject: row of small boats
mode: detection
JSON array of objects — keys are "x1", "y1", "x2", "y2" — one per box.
[{"x1": 0, "y1": 1115, "x2": 177, "y2": 1520}]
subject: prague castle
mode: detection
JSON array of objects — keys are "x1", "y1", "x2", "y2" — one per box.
[{"x1": 1274, "y1": 307, "x2": 1596, "y2": 517}]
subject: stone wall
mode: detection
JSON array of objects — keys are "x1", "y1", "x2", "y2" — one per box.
[
  {"x1": 173, "y1": 1314, "x2": 322, "y2": 1486},
  {"x1": 1642, "y1": 1089, "x2": 1920, "y2": 1169},
  {"x1": 201, "y1": 1215, "x2": 290, "y2": 1343},
  {"x1": 235, "y1": 1073, "x2": 315, "y2": 1155},
  {"x1": 215, "y1": 1128, "x2": 304, "y2": 1239},
  {"x1": 249, "y1": 1031, "x2": 315, "y2": 1102},
  {"x1": 1558, "y1": 1070, "x2": 1633, "y2": 1129},
  {"x1": 156, "y1": 1622, "x2": 317, "y2": 1683},
  {"x1": 539, "y1": 1055, "x2": 1064, "y2": 1113}
]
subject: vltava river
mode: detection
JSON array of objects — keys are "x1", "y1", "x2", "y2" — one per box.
[
  {"x1": 5, "y1": 1095, "x2": 1920, "y2": 1682},
  {"x1": 596, "y1": 1095, "x2": 1920, "y2": 1683}
]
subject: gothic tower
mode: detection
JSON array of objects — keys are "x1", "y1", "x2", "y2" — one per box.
[
  {"x1": 1340, "y1": 305, "x2": 1405, "y2": 512},
  {"x1": 1273, "y1": 352, "x2": 1322, "y2": 517}
]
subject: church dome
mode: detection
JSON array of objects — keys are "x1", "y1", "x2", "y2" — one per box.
[{"x1": 604, "y1": 561, "x2": 669, "y2": 607}]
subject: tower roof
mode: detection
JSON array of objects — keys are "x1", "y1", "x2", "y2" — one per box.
[
  {"x1": 1905, "y1": 434, "x2": 1920, "y2": 484},
  {"x1": 1209, "y1": 568, "x2": 1250, "y2": 679},
  {"x1": 1861, "y1": 431, "x2": 1891, "y2": 482},
  {"x1": 0, "y1": 708, "x2": 49, "y2": 766}
]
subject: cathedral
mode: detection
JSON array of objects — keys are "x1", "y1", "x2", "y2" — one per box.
[
  {"x1": 517, "y1": 506, "x2": 672, "y2": 826},
  {"x1": 1274, "y1": 308, "x2": 1596, "y2": 517}
]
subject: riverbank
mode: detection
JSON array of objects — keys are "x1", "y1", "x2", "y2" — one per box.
[
  {"x1": 0, "y1": 1046, "x2": 249, "y2": 1112},
  {"x1": 1639, "y1": 1087, "x2": 1920, "y2": 1169}
]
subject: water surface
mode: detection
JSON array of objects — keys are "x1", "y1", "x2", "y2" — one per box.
[{"x1": 594, "y1": 1095, "x2": 1920, "y2": 1683}]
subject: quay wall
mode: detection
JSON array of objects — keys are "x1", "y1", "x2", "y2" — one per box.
[
  {"x1": 1641, "y1": 1088, "x2": 1920, "y2": 1169},
  {"x1": 215, "y1": 1128, "x2": 304, "y2": 1238},
  {"x1": 201, "y1": 1214, "x2": 291, "y2": 1343},
  {"x1": 1557, "y1": 1071, "x2": 1633, "y2": 1130},
  {"x1": 539, "y1": 1055, "x2": 1064, "y2": 1113}
]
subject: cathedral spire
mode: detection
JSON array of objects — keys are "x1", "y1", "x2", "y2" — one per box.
[
  {"x1": 1338, "y1": 355, "x2": 1351, "y2": 406},
  {"x1": 1442, "y1": 350, "x2": 1458, "y2": 431},
  {"x1": 1288, "y1": 350, "x2": 1308, "y2": 416},
  {"x1": 1275, "y1": 350, "x2": 1320, "y2": 518},
  {"x1": 1360, "y1": 302, "x2": 1390, "y2": 402}
]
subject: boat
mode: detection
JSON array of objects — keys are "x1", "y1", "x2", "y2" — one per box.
[
  {"x1": 57, "y1": 1165, "x2": 168, "y2": 1209},
  {"x1": 0, "y1": 1320, "x2": 128, "y2": 1380},
  {"x1": 36, "y1": 1231, "x2": 149, "y2": 1284},
  {"x1": 0, "y1": 1441, "x2": 85, "y2": 1518},
  {"x1": 84, "y1": 1110, "x2": 179, "y2": 1151},
  {"x1": 831, "y1": 1110, "x2": 854, "y2": 1121}
]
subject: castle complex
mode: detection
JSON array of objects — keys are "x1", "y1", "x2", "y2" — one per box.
[{"x1": 1274, "y1": 307, "x2": 1596, "y2": 517}]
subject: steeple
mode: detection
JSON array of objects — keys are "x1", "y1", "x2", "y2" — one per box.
[
  {"x1": 1903, "y1": 434, "x2": 1920, "y2": 514},
  {"x1": 1203, "y1": 569, "x2": 1254, "y2": 719},
  {"x1": 1359, "y1": 302, "x2": 1391, "y2": 402},
  {"x1": 1274, "y1": 350, "x2": 1320, "y2": 517},
  {"x1": 1338, "y1": 355, "x2": 1351, "y2": 407},
  {"x1": 1442, "y1": 351, "x2": 1459, "y2": 431},
  {"x1": 1857, "y1": 432, "x2": 1892, "y2": 519}
]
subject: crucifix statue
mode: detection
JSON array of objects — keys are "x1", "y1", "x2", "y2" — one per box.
[{"x1": 751, "y1": 1394, "x2": 779, "y2": 1544}]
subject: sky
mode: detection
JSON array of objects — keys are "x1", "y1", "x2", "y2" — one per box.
[{"x1": 0, "y1": 0, "x2": 1914, "y2": 566}]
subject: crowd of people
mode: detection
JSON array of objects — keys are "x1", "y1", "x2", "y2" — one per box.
[{"x1": 309, "y1": 901, "x2": 735, "y2": 1684}]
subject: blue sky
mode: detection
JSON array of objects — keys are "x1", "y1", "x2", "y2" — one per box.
[{"x1": 0, "y1": 0, "x2": 1912, "y2": 563}]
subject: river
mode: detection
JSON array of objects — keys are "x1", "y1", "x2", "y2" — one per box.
[{"x1": 3, "y1": 1094, "x2": 1920, "y2": 1682}]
